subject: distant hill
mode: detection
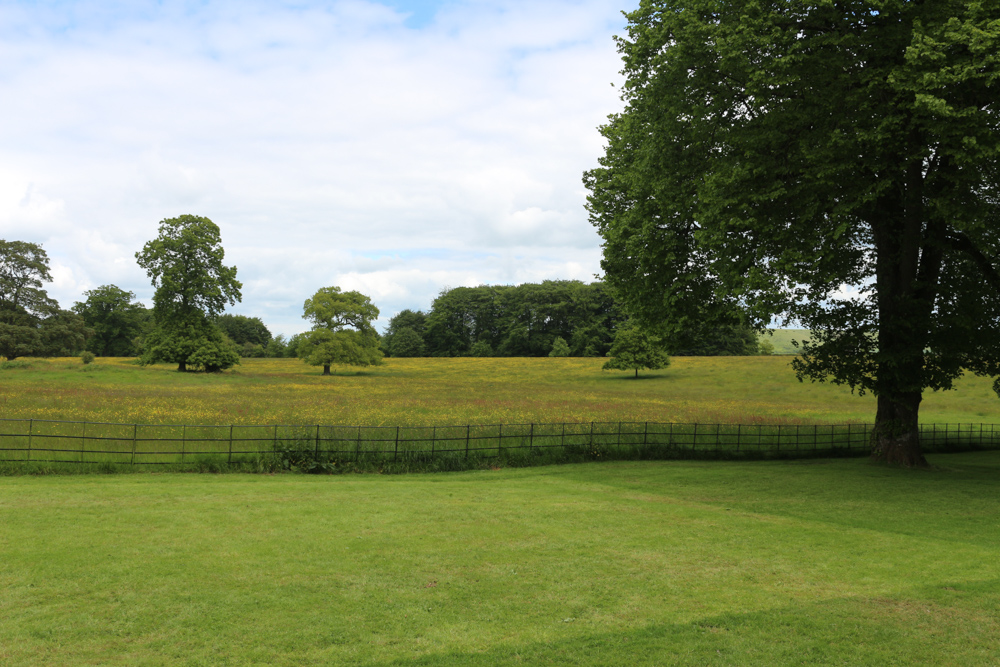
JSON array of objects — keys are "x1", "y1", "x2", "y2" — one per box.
[{"x1": 760, "y1": 329, "x2": 811, "y2": 355}]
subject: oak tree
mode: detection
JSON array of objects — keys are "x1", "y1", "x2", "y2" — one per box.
[{"x1": 300, "y1": 286, "x2": 382, "y2": 375}]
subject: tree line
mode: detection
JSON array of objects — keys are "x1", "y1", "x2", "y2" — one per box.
[
  {"x1": 2, "y1": 223, "x2": 766, "y2": 368},
  {"x1": 381, "y1": 281, "x2": 765, "y2": 358}
]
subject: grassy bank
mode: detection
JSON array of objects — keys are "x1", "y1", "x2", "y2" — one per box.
[
  {"x1": 1, "y1": 355, "x2": 999, "y2": 427},
  {"x1": 2, "y1": 452, "x2": 999, "y2": 665}
]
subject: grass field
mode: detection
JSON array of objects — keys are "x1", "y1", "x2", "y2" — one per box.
[
  {"x1": 760, "y1": 329, "x2": 811, "y2": 355},
  {"x1": 2, "y1": 453, "x2": 999, "y2": 665},
  {"x1": 1, "y1": 355, "x2": 998, "y2": 428}
]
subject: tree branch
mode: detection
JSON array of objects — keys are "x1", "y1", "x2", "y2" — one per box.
[{"x1": 945, "y1": 231, "x2": 1000, "y2": 292}]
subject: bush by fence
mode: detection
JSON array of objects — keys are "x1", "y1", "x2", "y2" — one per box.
[{"x1": 1, "y1": 418, "x2": 998, "y2": 469}]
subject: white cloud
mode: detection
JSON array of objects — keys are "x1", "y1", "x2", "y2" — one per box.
[{"x1": 0, "y1": 0, "x2": 632, "y2": 334}]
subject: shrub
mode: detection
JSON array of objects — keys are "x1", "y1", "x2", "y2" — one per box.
[
  {"x1": 549, "y1": 337, "x2": 571, "y2": 357},
  {"x1": 81, "y1": 351, "x2": 96, "y2": 364}
]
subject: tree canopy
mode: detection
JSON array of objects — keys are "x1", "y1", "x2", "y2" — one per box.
[
  {"x1": 585, "y1": 0, "x2": 1000, "y2": 465},
  {"x1": 300, "y1": 286, "x2": 382, "y2": 375},
  {"x1": 602, "y1": 324, "x2": 670, "y2": 378},
  {"x1": 73, "y1": 285, "x2": 149, "y2": 357},
  {"x1": 420, "y1": 280, "x2": 622, "y2": 357},
  {"x1": 0, "y1": 240, "x2": 90, "y2": 360},
  {"x1": 135, "y1": 215, "x2": 242, "y2": 371}
]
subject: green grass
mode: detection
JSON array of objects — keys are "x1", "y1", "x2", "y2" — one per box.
[
  {"x1": 1, "y1": 355, "x2": 999, "y2": 427},
  {"x1": 2, "y1": 453, "x2": 999, "y2": 665},
  {"x1": 760, "y1": 329, "x2": 811, "y2": 355}
]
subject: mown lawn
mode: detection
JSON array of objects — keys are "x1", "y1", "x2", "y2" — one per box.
[
  {"x1": 1, "y1": 355, "x2": 998, "y2": 427},
  {"x1": 2, "y1": 452, "x2": 999, "y2": 665}
]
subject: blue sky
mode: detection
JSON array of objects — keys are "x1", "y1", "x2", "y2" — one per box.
[{"x1": 0, "y1": 0, "x2": 635, "y2": 334}]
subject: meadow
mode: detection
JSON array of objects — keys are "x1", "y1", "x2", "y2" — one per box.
[
  {"x1": 1, "y1": 355, "x2": 999, "y2": 429},
  {"x1": 2, "y1": 453, "x2": 1000, "y2": 665}
]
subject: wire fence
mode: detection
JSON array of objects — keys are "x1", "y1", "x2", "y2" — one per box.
[{"x1": 1, "y1": 418, "x2": 998, "y2": 466}]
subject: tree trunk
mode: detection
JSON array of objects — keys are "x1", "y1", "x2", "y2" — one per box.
[
  {"x1": 871, "y1": 392, "x2": 927, "y2": 467},
  {"x1": 323, "y1": 364, "x2": 330, "y2": 375},
  {"x1": 178, "y1": 360, "x2": 186, "y2": 372},
  {"x1": 867, "y1": 148, "x2": 938, "y2": 469}
]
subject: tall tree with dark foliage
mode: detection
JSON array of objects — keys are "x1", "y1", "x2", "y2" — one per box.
[{"x1": 585, "y1": 1, "x2": 1000, "y2": 466}]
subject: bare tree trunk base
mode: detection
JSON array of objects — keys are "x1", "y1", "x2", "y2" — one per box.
[
  {"x1": 871, "y1": 392, "x2": 927, "y2": 467},
  {"x1": 323, "y1": 365, "x2": 331, "y2": 376},
  {"x1": 871, "y1": 433, "x2": 928, "y2": 467}
]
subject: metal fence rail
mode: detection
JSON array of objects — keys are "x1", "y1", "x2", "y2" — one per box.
[{"x1": 1, "y1": 418, "x2": 998, "y2": 465}]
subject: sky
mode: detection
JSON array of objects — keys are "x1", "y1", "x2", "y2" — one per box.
[{"x1": 0, "y1": 0, "x2": 636, "y2": 335}]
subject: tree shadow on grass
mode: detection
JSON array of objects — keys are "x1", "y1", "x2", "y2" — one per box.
[
  {"x1": 375, "y1": 580, "x2": 1000, "y2": 666},
  {"x1": 599, "y1": 372, "x2": 670, "y2": 382}
]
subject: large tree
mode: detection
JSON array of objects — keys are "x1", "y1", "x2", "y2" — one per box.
[
  {"x1": 0, "y1": 240, "x2": 55, "y2": 359},
  {"x1": 0, "y1": 240, "x2": 91, "y2": 359},
  {"x1": 584, "y1": 1, "x2": 1000, "y2": 466},
  {"x1": 300, "y1": 286, "x2": 383, "y2": 375},
  {"x1": 73, "y1": 285, "x2": 149, "y2": 357},
  {"x1": 135, "y1": 215, "x2": 242, "y2": 372}
]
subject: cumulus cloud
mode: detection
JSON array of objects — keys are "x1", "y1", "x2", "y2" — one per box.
[{"x1": 0, "y1": 0, "x2": 631, "y2": 334}]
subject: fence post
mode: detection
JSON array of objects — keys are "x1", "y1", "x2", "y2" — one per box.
[
  {"x1": 693, "y1": 423, "x2": 698, "y2": 452},
  {"x1": 27, "y1": 419, "x2": 32, "y2": 462},
  {"x1": 228, "y1": 425, "x2": 234, "y2": 464},
  {"x1": 589, "y1": 421, "x2": 594, "y2": 446},
  {"x1": 432, "y1": 426, "x2": 436, "y2": 456},
  {"x1": 736, "y1": 423, "x2": 741, "y2": 453},
  {"x1": 617, "y1": 422, "x2": 622, "y2": 447},
  {"x1": 497, "y1": 424, "x2": 502, "y2": 458},
  {"x1": 562, "y1": 422, "x2": 566, "y2": 449},
  {"x1": 181, "y1": 425, "x2": 186, "y2": 462},
  {"x1": 273, "y1": 425, "x2": 278, "y2": 451},
  {"x1": 81, "y1": 421, "x2": 87, "y2": 463},
  {"x1": 643, "y1": 421, "x2": 648, "y2": 446},
  {"x1": 357, "y1": 426, "x2": 362, "y2": 462},
  {"x1": 131, "y1": 423, "x2": 137, "y2": 465},
  {"x1": 529, "y1": 423, "x2": 534, "y2": 451},
  {"x1": 394, "y1": 426, "x2": 399, "y2": 462},
  {"x1": 465, "y1": 425, "x2": 470, "y2": 459},
  {"x1": 315, "y1": 425, "x2": 320, "y2": 455}
]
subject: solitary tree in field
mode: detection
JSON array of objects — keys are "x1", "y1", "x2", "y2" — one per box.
[
  {"x1": 135, "y1": 215, "x2": 242, "y2": 372},
  {"x1": 300, "y1": 286, "x2": 382, "y2": 375},
  {"x1": 603, "y1": 324, "x2": 670, "y2": 378},
  {"x1": 585, "y1": 1, "x2": 1000, "y2": 465}
]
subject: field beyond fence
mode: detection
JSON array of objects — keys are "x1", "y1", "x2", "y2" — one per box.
[{"x1": 2, "y1": 418, "x2": 999, "y2": 467}]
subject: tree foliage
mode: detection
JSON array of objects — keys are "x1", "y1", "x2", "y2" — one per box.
[
  {"x1": 73, "y1": 285, "x2": 149, "y2": 357},
  {"x1": 602, "y1": 324, "x2": 670, "y2": 378},
  {"x1": 142, "y1": 317, "x2": 241, "y2": 372},
  {"x1": 585, "y1": 1, "x2": 1000, "y2": 465},
  {"x1": 216, "y1": 314, "x2": 272, "y2": 348},
  {"x1": 0, "y1": 240, "x2": 91, "y2": 359},
  {"x1": 389, "y1": 327, "x2": 426, "y2": 357},
  {"x1": 421, "y1": 281, "x2": 622, "y2": 357},
  {"x1": 381, "y1": 309, "x2": 428, "y2": 357},
  {"x1": 0, "y1": 239, "x2": 57, "y2": 317},
  {"x1": 549, "y1": 336, "x2": 571, "y2": 357},
  {"x1": 672, "y1": 325, "x2": 760, "y2": 356},
  {"x1": 135, "y1": 215, "x2": 242, "y2": 371},
  {"x1": 300, "y1": 286, "x2": 382, "y2": 375}
]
